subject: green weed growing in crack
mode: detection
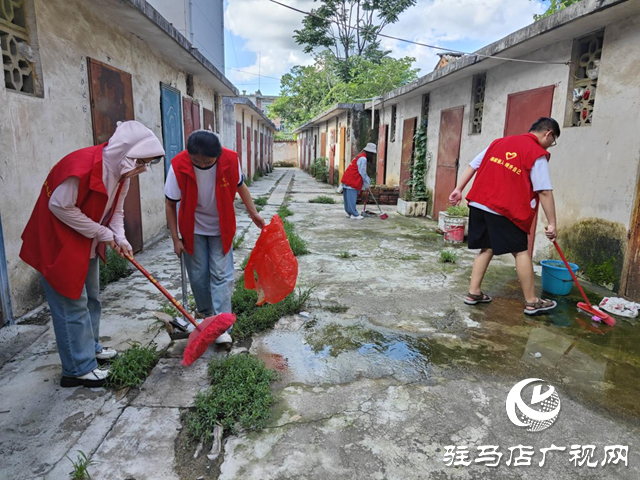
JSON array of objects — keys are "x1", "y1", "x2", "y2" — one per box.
[
  {"x1": 338, "y1": 251, "x2": 356, "y2": 259},
  {"x1": 233, "y1": 232, "x2": 246, "y2": 250},
  {"x1": 159, "y1": 302, "x2": 179, "y2": 318},
  {"x1": 105, "y1": 341, "x2": 160, "y2": 390},
  {"x1": 283, "y1": 219, "x2": 309, "y2": 256},
  {"x1": 66, "y1": 450, "x2": 98, "y2": 480},
  {"x1": 277, "y1": 204, "x2": 293, "y2": 218},
  {"x1": 400, "y1": 254, "x2": 421, "y2": 261},
  {"x1": 324, "y1": 304, "x2": 349, "y2": 313},
  {"x1": 439, "y1": 250, "x2": 459, "y2": 264},
  {"x1": 309, "y1": 195, "x2": 336, "y2": 204},
  {"x1": 186, "y1": 354, "x2": 276, "y2": 442}
]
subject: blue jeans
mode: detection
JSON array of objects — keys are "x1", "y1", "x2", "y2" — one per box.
[
  {"x1": 183, "y1": 234, "x2": 234, "y2": 316},
  {"x1": 42, "y1": 257, "x2": 102, "y2": 377},
  {"x1": 343, "y1": 187, "x2": 360, "y2": 217}
]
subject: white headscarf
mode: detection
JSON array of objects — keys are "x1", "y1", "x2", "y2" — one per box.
[{"x1": 102, "y1": 121, "x2": 165, "y2": 177}]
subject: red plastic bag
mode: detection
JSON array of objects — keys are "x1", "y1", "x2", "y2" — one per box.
[{"x1": 244, "y1": 215, "x2": 299, "y2": 305}]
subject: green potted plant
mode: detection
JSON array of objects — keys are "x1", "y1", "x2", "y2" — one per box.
[
  {"x1": 397, "y1": 122, "x2": 431, "y2": 217},
  {"x1": 441, "y1": 204, "x2": 469, "y2": 243}
]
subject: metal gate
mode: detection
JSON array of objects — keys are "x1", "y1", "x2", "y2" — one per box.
[
  {"x1": 160, "y1": 84, "x2": 184, "y2": 176},
  {"x1": 87, "y1": 58, "x2": 143, "y2": 253}
]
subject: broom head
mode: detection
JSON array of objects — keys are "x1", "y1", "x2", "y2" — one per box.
[
  {"x1": 182, "y1": 313, "x2": 236, "y2": 366},
  {"x1": 577, "y1": 302, "x2": 615, "y2": 326}
]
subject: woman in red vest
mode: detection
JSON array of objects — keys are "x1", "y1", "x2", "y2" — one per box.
[
  {"x1": 341, "y1": 143, "x2": 376, "y2": 219},
  {"x1": 449, "y1": 117, "x2": 559, "y2": 316},
  {"x1": 20, "y1": 121, "x2": 165, "y2": 387},
  {"x1": 164, "y1": 130, "x2": 265, "y2": 344}
]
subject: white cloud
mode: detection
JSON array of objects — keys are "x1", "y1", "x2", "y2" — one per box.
[{"x1": 225, "y1": 0, "x2": 547, "y2": 88}]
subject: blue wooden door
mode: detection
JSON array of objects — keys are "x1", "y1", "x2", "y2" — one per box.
[{"x1": 161, "y1": 84, "x2": 184, "y2": 176}]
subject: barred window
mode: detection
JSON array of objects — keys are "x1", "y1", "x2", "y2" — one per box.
[
  {"x1": 390, "y1": 105, "x2": 397, "y2": 142},
  {"x1": 1, "y1": 0, "x2": 42, "y2": 95},
  {"x1": 421, "y1": 93, "x2": 430, "y2": 127},
  {"x1": 569, "y1": 31, "x2": 603, "y2": 127},
  {"x1": 471, "y1": 74, "x2": 486, "y2": 134}
]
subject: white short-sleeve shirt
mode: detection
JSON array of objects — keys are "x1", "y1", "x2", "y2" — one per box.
[
  {"x1": 164, "y1": 161, "x2": 243, "y2": 236},
  {"x1": 469, "y1": 147, "x2": 552, "y2": 215}
]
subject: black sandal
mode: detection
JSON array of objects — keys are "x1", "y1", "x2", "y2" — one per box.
[
  {"x1": 524, "y1": 298, "x2": 557, "y2": 315},
  {"x1": 464, "y1": 292, "x2": 492, "y2": 305}
]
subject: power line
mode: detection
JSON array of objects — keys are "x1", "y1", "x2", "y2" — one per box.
[
  {"x1": 227, "y1": 28, "x2": 244, "y2": 88},
  {"x1": 226, "y1": 66, "x2": 282, "y2": 82},
  {"x1": 269, "y1": 0, "x2": 571, "y2": 66}
]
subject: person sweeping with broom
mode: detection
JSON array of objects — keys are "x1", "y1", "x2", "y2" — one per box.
[
  {"x1": 164, "y1": 130, "x2": 265, "y2": 345},
  {"x1": 449, "y1": 117, "x2": 560, "y2": 316},
  {"x1": 340, "y1": 143, "x2": 376, "y2": 220},
  {"x1": 20, "y1": 121, "x2": 165, "y2": 387}
]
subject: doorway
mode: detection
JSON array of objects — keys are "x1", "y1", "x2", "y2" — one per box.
[
  {"x1": 160, "y1": 84, "x2": 184, "y2": 177},
  {"x1": 433, "y1": 107, "x2": 464, "y2": 220},
  {"x1": 87, "y1": 58, "x2": 143, "y2": 253}
]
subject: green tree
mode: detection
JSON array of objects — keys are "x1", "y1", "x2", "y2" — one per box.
[
  {"x1": 294, "y1": 0, "x2": 417, "y2": 67},
  {"x1": 534, "y1": 0, "x2": 583, "y2": 20}
]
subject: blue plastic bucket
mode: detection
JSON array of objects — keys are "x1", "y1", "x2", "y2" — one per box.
[{"x1": 541, "y1": 260, "x2": 579, "y2": 296}]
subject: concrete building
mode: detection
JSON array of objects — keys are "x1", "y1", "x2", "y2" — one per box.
[
  {"x1": 294, "y1": 104, "x2": 372, "y2": 185},
  {"x1": 241, "y1": 90, "x2": 282, "y2": 129},
  {"x1": 222, "y1": 97, "x2": 277, "y2": 181},
  {"x1": 146, "y1": 0, "x2": 225, "y2": 71},
  {"x1": 365, "y1": 0, "x2": 640, "y2": 299},
  {"x1": 0, "y1": 0, "x2": 238, "y2": 322}
]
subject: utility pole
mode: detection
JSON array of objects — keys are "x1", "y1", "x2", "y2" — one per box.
[{"x1": 258, "y1": 51, "x2": 261, "y2": 92}]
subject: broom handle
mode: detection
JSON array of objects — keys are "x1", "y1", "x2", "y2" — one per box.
[
  {"x1": 125, "y1": 255, "x2": 201, "y2": 331},
  {"x1": 552, "y1": 241, "x2": 592, "y2": 307},
  {"x1": 368, "y1": 187, "x2": 383, "y2": 213}
]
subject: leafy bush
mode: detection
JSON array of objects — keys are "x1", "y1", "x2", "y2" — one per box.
[
  {"x1": 277, "y1": 204, "x2": 294, "y2": 218},
  {"x1": 309, "y1": 157, "x2": 329, "y2": 182},
  {"x1": 186, "y1": 355, "x2": 276, "y2": 441},
  {"x1": 404, "y1": 121, "x2": 431, "y2": 203}
]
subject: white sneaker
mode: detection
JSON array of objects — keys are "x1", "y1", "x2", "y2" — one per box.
[
  {"x1": 96, "y1": 347, "x2": 118, "y2": 362},
  {"x1": 61, "y1": 368, "x2": 109, "y2": 388},
  {"x1": 215, "y1": 332, "x2": 233, "y2": 344},
  {"x1": 345, "y1": 213, "x2": 351, "y2": 218},
  {"x1": 350, "y1": 215, "x2": 364, "y2": 220}
]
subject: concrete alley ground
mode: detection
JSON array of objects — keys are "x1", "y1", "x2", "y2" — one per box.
[{"x1": 1, "y1": 168, "x2": 638, "y2": 479}]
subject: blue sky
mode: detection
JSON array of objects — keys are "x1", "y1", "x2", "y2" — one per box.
[{"x1": 223, "y1": 0, "x2": 548, "y2": 96}]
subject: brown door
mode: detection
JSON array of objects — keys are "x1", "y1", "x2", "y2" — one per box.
[
  {"x1": 623, "y1": 184, "x2": 640, "y2": 300},
  {"x1": 320, "y1": 132, "x2": 326, "y2": 157},
  {"x1": 183, "y1": 98, "x2": 201, "y2": 144},
  {"x1": 377, "y1": 124, "x2": 388, "y2": 185},
  {"x1": 339, "y1": 127, "x2": 347, "y2": 182},
  {"x1": 260, "y1": 132, "x2": 264, "y2": 170},
  {"x1": 504, "y1": 85, "x2": 555, "y2": 255},
  {"x1": 433, "y1": 107, "x2": 464, "y2": 220},
  {"x1": 254, "y1": 130, "x2": 258, "y2": 170},
  {"x1": 203, "y1": 108, "x2": 215, "y2": 132},
  {"x1": 328, "y1": 130, "x2": 335, "y2": 184},
  {"x1": 236, "y1": 122, "x2": 242, "y2": 169},
  {"x1": 87, "y1": 58, "x2": 143, "y2": 253},
  {"x1": 246, "y1": 127, "x2": 252, "y2": 180},
  {"x1": 400, "y1": 118, "x2": 417, "y2": 197}
]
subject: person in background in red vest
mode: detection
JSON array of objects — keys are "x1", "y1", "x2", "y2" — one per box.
[
  {"x1": 165, "y1": 130, "x2": 265, "y2": 344},
  {"x1": 341, "y1": 143, "x2": 376, "y2": 220},
  {"x1": 449, "y1": 117, "x2": 559, "y2": 316},
  {"x1": 20, "y1": 121, "x2": 165, "y2": 388}
]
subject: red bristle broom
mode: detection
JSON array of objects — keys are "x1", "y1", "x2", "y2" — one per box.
[{"x1": 125, "y1": 255, "x2": 236, "y2": 366}]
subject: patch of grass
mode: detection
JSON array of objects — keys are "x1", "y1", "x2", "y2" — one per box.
[
  {"x1": 274, "y1": 161, "x2": 296, "y2": 168},
  {"x1": 233, "y1": 232, "x2": 246, "y2": 250},
  {"x1": 253, "y1": 171, "x2": 260, "y2": 182},
  {"x1": 338, "y1": 251, "x2": 356, "y2": 259},
  {"x1": 277, "y1": 204, "x2": 294, "y2": 219},
  {"x1": 244, "y1": 175, "x2": 252, "y2": 187},
  {"x1": 324, "y1": 304, "x2": 349, "y2": 314},
  {"x1": 446, "y1": 205, "x2": 469, "y2": 217},
  {"x1": 105, "y1": 341, "x2": 160, "y2": 390},
  {"x1": 241, "y1": 255, "x2": 250, "y2": 270},
  {"x1": 66, "y1": 450, "x2": 98, "y2": 480},
  {"x1": 282, "y1": 219, "x2": 309, "y2": 256},
  {"x1": 254, "y1": 197, "x2": 268, "y2": 207},
  {"x1": 99, "y1": 248, "x2": 132, "y2": 289},
  {"x1": 256, "y1": 206, "x2": 263, "y2": 213},
  {"x1": 186, "y1": 355, "x2": 276, "y2": 441},
  {"x1": 159, "y1": 302, "x2": 179, "y2": 318},
  {"x1": 439, "y1": 250, "x2": 459, "y2": 264},
  {"x1": 309, "y1": 195, "x2": 336, "y2": 204},
  {"x1": 400, "y1": 254, "x2": 421, "y2": 261},
  {"x1": 231, "y1": 279, "x2": 313, "y2": 341}
]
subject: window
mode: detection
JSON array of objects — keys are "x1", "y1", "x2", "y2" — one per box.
[
  {"x1": 390, "y1": 105, "x2": 397, "y2": 142},
  {"x1": 471, "y1": 74, "x2": 486, "y2": 134},
  {"x1": 1, "y1": 0, "x2": 42, "y2": 95},
  {"x1": 568, "y1": 30, "x2": 603, "y2": 127},
  {"x1": 421, "y1": 93, "x2": 430, "y2": 127}
]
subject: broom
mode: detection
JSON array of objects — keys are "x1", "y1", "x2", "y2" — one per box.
[{"x1": 125, "y1": 255, "x2": 236, "y2": 366}]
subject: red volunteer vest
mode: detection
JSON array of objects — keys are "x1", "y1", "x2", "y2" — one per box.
[
  {"x1": 20, "y1": 144, "x2": 121, "y2": 299},
  {"x1": 341, "y1": 153, "x2": 366, "y2": 190},
  {"x1": 172, "y1": 148, "x2": 240, "y2": 256},
  {"x1": 466, "y1": 133, "x2": 550, "y2": 233}
]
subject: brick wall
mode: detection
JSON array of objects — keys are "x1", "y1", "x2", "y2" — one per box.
[{"x1": 358, "y1": 186, "x2": 399, "y2": 205}]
